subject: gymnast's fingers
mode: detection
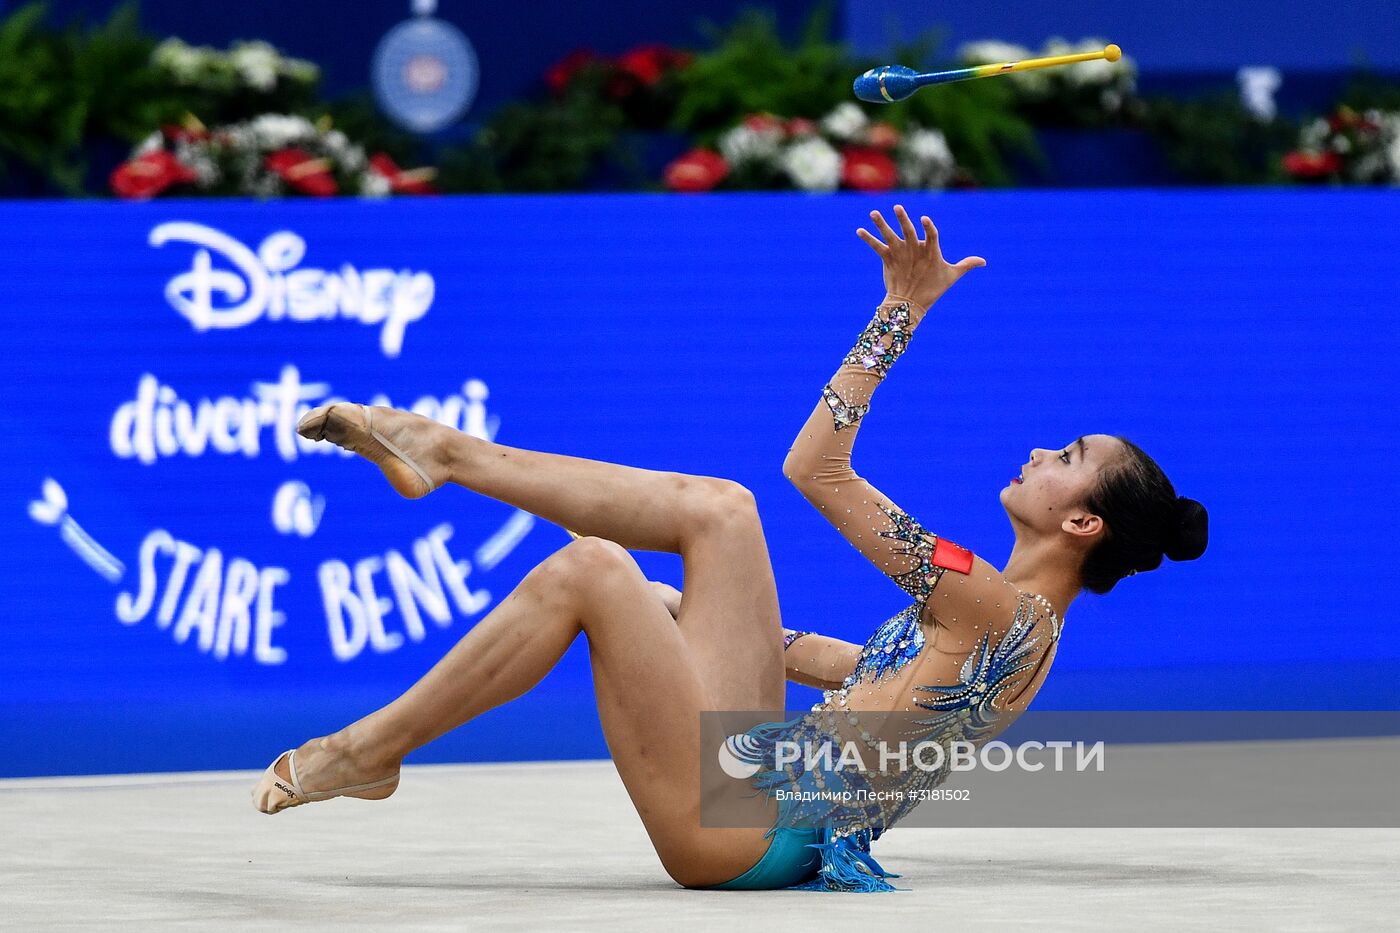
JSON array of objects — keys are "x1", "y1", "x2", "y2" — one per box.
[
  {"x1": 869, "y1": 209, "x2": 901, "y2": 243},
  {"x1": 953, "y1": 255, "x2": 987, "y2": 276},
  {"x1": 921, "y1": 216, "x2": 940, "y2": 246},
  {"x1": 856, "y1": 227, "x2": 890, "y2": 256},
  {"x1": 893, "y1": 204, "x2": 919, "y2": 242}
]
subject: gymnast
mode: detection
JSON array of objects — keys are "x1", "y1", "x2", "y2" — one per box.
[{"x1": 252, "y1": 204, "x2": 1208, "y2": 891}]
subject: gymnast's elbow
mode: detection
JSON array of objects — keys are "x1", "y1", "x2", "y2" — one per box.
[
  {"x1": 782, "y1": 447, "x2": 815, "y2": 486},
  {"x1": 783, "y1": 447, "x2": 852, "y2": 490}
]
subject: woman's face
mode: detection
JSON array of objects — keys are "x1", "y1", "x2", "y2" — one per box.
[{"x1": 1000, "y1": 433, "x2": 1123, "y2": 536}]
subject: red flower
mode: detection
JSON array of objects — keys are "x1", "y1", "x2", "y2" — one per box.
[
  {"x1": 606, "y1": 44, "x2": 693, "y2": 100},
  {"x1": 369, "y1": 153, "x2": 438, "y2": 195},
  {"x1": 866, "y1": 121, "x2": 901, "y2": 150},
  {"x1": 617, "y1": 44, "x2": 667, "y2": 86},
  {"x1": 546, "y1": 48, "x2": 599, "y2": 96},
  {"x1": 617, "y1": 43, "x2": 692, "y2": 86},
  {"x1": 1282, "y1": 150, "x2": 1342, "y2": 179},
  {"x1": 109, "y1": 150, "x2": 197, "y2": 200},
  {"x1": 265, "y1": 148, "x2": 338, "y2": 196},
  {"x1": 785, "y1": 117, "x2": 818, "y2": 138},
  {"x1": 841, "y1": 146, "x2": 898, "y2": 191},
  {"x1": 664, "y1": 148, "x2": 729, "y2": 193}
]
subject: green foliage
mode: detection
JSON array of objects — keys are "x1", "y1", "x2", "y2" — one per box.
[
  {"x1": 880, "y1": 35, "x2": 1039, "y2": 186},
  {"x1": 894, "y1": 80, "x2": 1039, "y2": 186},
  {"x1": 437, "y1": 77, "x2": 626, "y2": 193},
  {"x1": 150, "y1": 37, "x2": 321, "y2": 125},
  {"x1": 1338, "y1": 72, "x2": 1400, "y2": 111},
  {"x1": 667, "y1": 6, "x2": 1037, "y2": 186},
  {"x1": 0, "y1": 3, "x2": 73, "y2": 192},
  {"x1": 670, "y1": 6, "x2": 851, "y2": 135},
  {"x1": 67, "y1": 4, "x2": 186, "y2": 146},
  {"x1": 1143, "y1": 93, "x2": 1296, "y2": 185},
  {"x1": 0, "y1": 1, "x2": 184, "y2": 195}
]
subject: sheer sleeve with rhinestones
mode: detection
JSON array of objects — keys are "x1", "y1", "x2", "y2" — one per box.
[{"x1": 783, "y1": 295, "x2": 979, "y2": 615}]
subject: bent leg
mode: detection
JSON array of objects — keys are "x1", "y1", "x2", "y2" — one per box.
[
  {"x1": 674, "y1": 483, "x2": 787, "y2": 712},
  {"x1": 272, "y1": 537, "x2": 773, "y2": 886}
]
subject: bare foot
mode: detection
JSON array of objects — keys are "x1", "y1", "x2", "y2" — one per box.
[
  {"x1": 252, "y1": 731, "x2": 401, "y2": 814},
  {"x1": 297, "y1": 403, "x2": 453, "y2": 499}
]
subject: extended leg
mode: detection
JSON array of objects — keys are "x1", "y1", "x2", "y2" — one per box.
[
  {"x1": 254, "y1": 537, "x2": 774, "y2": 887},
  {"x1": 299, "y1": 403, "x2": 737, "y2": 553}
]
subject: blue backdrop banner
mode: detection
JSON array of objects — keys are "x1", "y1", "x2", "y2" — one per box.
[{"x1": 2, "y1": 192, "x2": 1397, "y2": 776}]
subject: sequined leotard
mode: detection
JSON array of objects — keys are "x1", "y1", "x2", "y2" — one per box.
[{"x1": 739, "y1": 295, "x2": 1065, "y2": 892}]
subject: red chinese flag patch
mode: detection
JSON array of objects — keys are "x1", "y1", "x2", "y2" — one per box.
[{"x1": 931, "y1": 537, "x2": 974, "y2": 575}]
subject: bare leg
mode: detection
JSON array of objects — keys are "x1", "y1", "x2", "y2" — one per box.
[
  {"x1": 298, "y1": 403, "x2": 789, "y2": 708},
  {"x1": 260, "y1": 537, "x2": 775, "y2": 887},
  {"x1": 299, "y1": 403, "x2": 736, "y2": 552},
  {"x1": 277, "y1": 403, "x2": 795, "y2": 883}
]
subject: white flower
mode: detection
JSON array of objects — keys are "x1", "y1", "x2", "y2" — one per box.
[
  {"x1": 958, "y1": 40, "x2": 1034, "y2": 66},
  {"x1": 339, "y1": 143, "x2": 369, "y2": 174},
  {"x1": 781, "y1": 137, "x2": 842, "y2": 191},
  {"x1": 1332, "y1": 135, "x2": 1352, "y2": 154},
  {"x1": 1236, "y1": 66, "x2": 1282, "y2": 122},
  {"x1": 151, "y1": 37, "x2": 184, "y2": 65},
  {"x1": 182, "y1": 151, "x2": 221, "y2": 187},
  {"x1": 718, "y1": 123, "x2": 782, "y2": 167},
  {"x1": 1064, "y1": 38, "x2": 1135, "y2": 88},
  {"x1": 323, "y1": 129, "x2": 350, "y2": 156},
  {"x1": 232, "y1": 41, "x2": 281, "y2": 92},
  {"x1": 1352, "y1": 152, "x2": 1386, "y2": 182},
  {"x1": 360, "y1": 172, "x2": 392, "y2": 198},
  {"x1": 958, "y1": 39, "x2": 1050, "y2": 95},
  {"x1": 133, "y1": 131, "x2": 163, "y2": 157},
  {"x1": 153, "y1": 38, "x2": 207, "y2": 83},
  {"x1": 280, "y1": 55, "x2": 320, "y2": 84},
  {"x1": 1301, "y1": 118, "x2": 1329, "y2": 150},
  {"x1": 1381, "y1": 114, "x2": 1400, "y2": 183},
  {"x1": 897, "y1": 127, "x2": 955, "y2": 189},
  {"x1": 250, "y1": 114, "x2": 315, "y2": 150},
  {"x1": 250, "y1": 174, "x2": 284, "y2": 199},
  {"x1": 221, "y1": 124, "x2": 255, "y2": 153},
  {"x1": 821, "y1": 103, "x2": 868, "y2": 142}
]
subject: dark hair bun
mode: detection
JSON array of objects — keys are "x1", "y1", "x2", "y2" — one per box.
[{"x1": 1164, "y1": 496, "x2": 1208, "y2": 562}]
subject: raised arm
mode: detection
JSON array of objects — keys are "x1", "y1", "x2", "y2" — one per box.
[{"x1": 782, "y1": 205, "x2": 1000, "y2": 622}]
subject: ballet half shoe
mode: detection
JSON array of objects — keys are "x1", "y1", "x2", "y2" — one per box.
[
  {"x1": 251, "y1": 747, "x2": 399, "y2": 814},
  {"x1": 296, "y1": 402, "x2": 439, "y2": 498}
]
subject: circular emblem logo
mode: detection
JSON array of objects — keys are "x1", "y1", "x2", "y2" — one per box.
[
  {"x1": 717, "y1": 732, "x2": 764, "y2": 779},
  {"x1": 372, "y1": 17, "x2": 479, "y2": 133}
]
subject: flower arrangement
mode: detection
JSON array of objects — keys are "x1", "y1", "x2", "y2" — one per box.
[
  {"x1": 150, "y1": 38, "x2": 320, "y2": 125},
  {"x1": 544, "y1": 43, "x2": 693, "y2": 129},
  {"x1": 1283, "y1": 106, "x2": 1400, "y2": 184},
  {"x1": 110, "y1": 114, "x2": 435, "y2": 199},
  {"x1": 664, "y1": 103, "x2": 958, "y2": 193},
  {"x1": 154, "y1": 38, "x2": 318, "y2": 92},
  {"x1": 957, "y1": 37, "x2": 1139, "y2": 127}
]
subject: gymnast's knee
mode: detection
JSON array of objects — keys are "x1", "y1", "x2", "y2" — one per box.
[
  {"x1": 686, "y1": 478, "x2": 759, "y2": 535},
  {"x1": 533, "y1": 536, "x2": 640, "y2": 602}
]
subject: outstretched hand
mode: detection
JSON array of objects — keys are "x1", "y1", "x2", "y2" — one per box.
[{"x1": 856, "y1": 204, "x2": 985, "y2": 315}]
